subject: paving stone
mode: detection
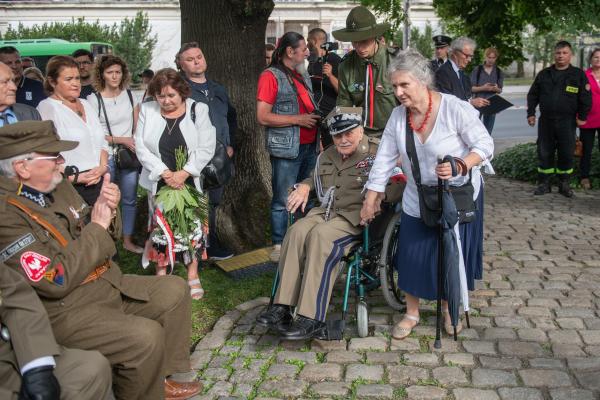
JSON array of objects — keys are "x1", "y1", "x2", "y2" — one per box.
[
  {"x1": 389, "y1": 337, "x2": 420, "y2": 351},
  {"x1": 276, "y1": 351, "x2": 317, "y2": 364},
  {"x1": 566, "y1": 357, "x2": 600, "y2": 370},
  {"x1": 580, "y1": 330, "x2": 600, "y2": 345},
  {"x1": 472, "y1": 368, "x2": 518, "y2": 387},
  {"x1": 555, "y1": 318, "x2": 585, "y2": 330},
  {"x1": 325, "y1": 350, "x2": 362, "y2": 363},
  {"x1": 355, "y1": 384, "x2": 394, "y2": 399},
  {"x1": 552, "y1": 344, "x2": 587, "y2": 358},
  {"x1": 311, "y1": 339, "x2": 346, "y2": 351},
  {"x1": 266, "y1": 363, "x2": 298, "y2": 379},
  {"x1": 231, "y1": 383, "x2": 253, "y2": 398},
  {"x1": 432, "y1": 366, "x2": 469, "y2": 385},
  {"x1": 345, "y1": 364, "x2": 383, "y2": 382},
  {"x1": 548, "y1": 330, "x2": 582, "y2": 345},
  {"x1": 484, "y1": 328, "x2": 517, "y2": 340},
  {"x1": 498, "y1": 387, "x2": 543, "y2": 400},
  {"x1": 517, "y1": 328, "x2": 548, "y2": 342},
  {"x1": 403, "y1": 353, "x2": 439, "y2": 366},
  {"x1": 443, "y1": 353, "x2": 475, "y2": 367},
  {"x1": 310, "y1": 382, "x2": 349, "y2": 397},
  {"x1": 190, "y1": 350, "x2": 212, "y2": 370},
  {"x1": 348, "y1": 336, "x2": 388, "y2": 351},
  {"x1": 574, "y1": 370, "x2": 600, "y2": 390},
  {"x1": 206, "y1": 381, "x2": 233, "y2": 397},
  {"x1": 452, "y1": 388, "x2": 500, "y2": 400},
  {"x1": 366, "y1": 351, "x2": 401, "y2": 364},
  {"x1": 519, "y1": 369, "x2": 572, "y2": 388},
  {"x1": 528, "y1": 358, "x2": 564, "y2": 369},
  {"x1": 495, "y1": 316, "x2": 531, "y2": 328},
  {"x1": 518, "y1": 307, "x2": 552, "y2": 318},
  {"x1": 405, "y1": 386, "x2": 447, "y2": 400},
  {"x1": 555, "y1": 308, "x2": 596, "y2": 319},
  {"x1": 498, "y1": 341, "x2": 545, "y2": 357},
  {"x1": 387, "y1": 365, "x2": 429, "y2": 385},
  {"x1": 208, "y1": 355, "x2": 230, "y2": 368},
  {"x1": 463, "y1": 340, "x2": 497, "y2": 355},
  {"x1": 258, "y1": 379, "x2": 308, "y2": 397},
  {"x1": 584, "y1": 345, "x2": 600, "y2": 356},
  {"x1": 298, "y1": 363, "x2": 342, "y2": 382},
  {"x1": 196, "y1": 331, "x2": 228, "y2": 350},
  {"x1": 549, "y1": 388, "x2": 596, "y2": 400},
  {"x1": 229, "y1": 369, "x2": 261, "y2": 384},
  {"x1": 478, "y1": 356, "x2": 522, "y2": 370}
]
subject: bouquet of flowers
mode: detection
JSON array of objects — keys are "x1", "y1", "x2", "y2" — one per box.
[{"x1": 150, "y1": 147, "x2": 209, "y2": 267}]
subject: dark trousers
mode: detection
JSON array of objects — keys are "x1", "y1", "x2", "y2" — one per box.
[
  {"x1": 73, "y1": 180, "x2": 102, "y2": 206},
  {"x1": 208, "y1": 186, "x2": 224, "y2": 250},
  {"x1": 579, "y1": 127, "x2": 600, "y2": 178},
  {"x1": 537, "y1": 116, "x2": 576, "y2": 181}
]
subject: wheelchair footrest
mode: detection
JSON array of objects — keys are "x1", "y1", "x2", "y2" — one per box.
[{"x1": 318, "y1": 320, "x2": 345, "y2": 341}]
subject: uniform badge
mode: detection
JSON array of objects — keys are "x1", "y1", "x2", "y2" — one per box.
[
  {"x1": 0, "y1": 233, "x2": 35, "y2": 262},
  {"x1": 355, "y1": 155, "x2": 375, "y2": 175},
  {"x1": 69, "y1": 206, "x2": 80, "y2": 220},
  {"x1": 20, "y1": 251, "x2": 51, "y2": 282},
  {"x1": 26, "y1": 91, "x2": 32, "y2": 101},
  {"x1": 565, "y1": 85, "x2": 579, "y2": 94},
  {"x1": 44, "y1": 263, "x2": 65, "y2": 286}
]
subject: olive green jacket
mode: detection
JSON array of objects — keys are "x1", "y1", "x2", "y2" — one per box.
[
  {"x1": 337, "y1": 44, "x2": 399, "y2": 136},
  {"x1": 302, "y1": 135, "x2": 403, "y2": 226}
]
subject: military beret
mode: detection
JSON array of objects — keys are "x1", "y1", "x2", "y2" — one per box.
[
  {"x1": 433, "y1": 35, "x2": 452, "y2": 48},
  {"x1": 0, "y1": 121, "x2": 78, "y2": 160},
  {"x1": 325, "y1": 106, "x2": 363, "y2": 136}
]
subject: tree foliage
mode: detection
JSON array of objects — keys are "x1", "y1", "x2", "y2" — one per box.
[
  {"x1": 3, "y1": 13, "x2": 156, "y2": 82},
  {"x1": 360, "y1": 0, "x2": 406, "y2": 42},
  {"x1": 392, "y1": 23, "x2": 434, "y2": 58}
]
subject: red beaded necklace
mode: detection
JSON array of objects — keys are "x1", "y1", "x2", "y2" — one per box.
[{"x1": 408, "y1": 90, "x2": 433, "y2": 133}]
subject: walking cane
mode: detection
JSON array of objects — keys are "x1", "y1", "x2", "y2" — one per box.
[{"x1": 434, "y1": 158, "x2": 447, "y2": 349}]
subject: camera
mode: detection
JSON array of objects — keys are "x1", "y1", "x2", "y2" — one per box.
[{"x1": 320, "y1": 42, "x2": 339, "y2": 52}]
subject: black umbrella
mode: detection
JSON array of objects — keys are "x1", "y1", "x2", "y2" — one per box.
[{"x1": 434, "y1": 156, "x2": 462, "y2": 347}]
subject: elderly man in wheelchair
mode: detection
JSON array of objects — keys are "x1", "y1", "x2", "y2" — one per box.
[{"x1": 256, "y1": 107, "x2": 404, "y2": 340}]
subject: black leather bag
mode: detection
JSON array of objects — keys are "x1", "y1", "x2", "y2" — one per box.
[
  {"x1": 404, "y1": 117, "x2": 476, "y2": 228},
  {"x1": 191, "y1": 102, "x2": 233, "y2": 190}
]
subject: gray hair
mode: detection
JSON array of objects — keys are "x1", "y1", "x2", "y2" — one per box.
[
  {"x1": 0, "y1": 153, "x2": 33, "y2": 178},
  {"x1": 450, "y1": 36, "x2": 477, "y2": 53},
  {"x1": 387, "y1": 48, "x2": 434, "y2": 89}
]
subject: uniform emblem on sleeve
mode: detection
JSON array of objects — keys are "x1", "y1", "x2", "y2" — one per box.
[
  {"x1": 20, "y1": 251, "x2": 51, "y2": 282},
  {"x1": 0, "y1": 233, "x2": 36, "y2": 262},
  {"x1": 44, "y1": 263, "x2": 65, "y2": 286}
]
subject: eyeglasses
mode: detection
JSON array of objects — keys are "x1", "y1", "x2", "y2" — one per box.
[
  {"x1": 76, "y1": 61, "x2": 92, "y2": 66},
  {"x1": 456, "y1": 49, "x2": 474, "y2": 59},
  {"x1": 21, "y1": 154, "x2": 64, "y2": 162}
]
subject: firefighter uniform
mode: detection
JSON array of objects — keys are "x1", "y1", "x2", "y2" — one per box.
[{"x1": 527, "y1": 64, "x2": 591, "y2": 193}]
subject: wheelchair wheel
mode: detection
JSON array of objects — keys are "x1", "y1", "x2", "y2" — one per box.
[
  {"x1": 356, "y1": 300, "x2": 369, "y2": 338},
  {"x1": 379, "y1": 212, "x2": 405, "y2": 311}
]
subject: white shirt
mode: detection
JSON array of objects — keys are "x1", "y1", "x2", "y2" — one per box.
[
  {"x1": 365, "y1": 93, "x2": 494, "y2": 218},
  {"x1": 37, "y1": 98, "x2": 108, "y2": 171},
  {"x1": 86, "y1": 90, "x2": 136, "y2": 143}
]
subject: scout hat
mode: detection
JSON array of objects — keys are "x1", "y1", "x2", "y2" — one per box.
[
  {"x1": 433, "y1": 35, "x2": 452, "y2": 48},
  {"x1": 332, "y1": 6, "x2": 390, "y2": 42},
  {"x1": 0, "y1": 121, "x2": 78, "y2": 160},
  {"x1": 326, "y1": 107, "x2": 363, "y2": 135}
]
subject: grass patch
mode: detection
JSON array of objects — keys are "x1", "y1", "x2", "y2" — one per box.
[
  {"x1": 316, "y1": 352, "x2": 326, "y2": 363},
  {"x1": 416, "y1": 377, "x2": 441, "y2": 386},
  {"x1": 393, "y1": 386, "x2": 408, "y2": 399}
]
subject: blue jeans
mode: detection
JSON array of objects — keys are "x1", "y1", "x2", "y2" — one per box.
[
  {"x1": 270, "y1": 142, "x2": 317, "y2": 244},
  {"x1": 481, "y1": 113, "x2": 496, "y2": 134},
  {"x1": 108, "y1": 157, "x2": 139, "y2": 236}
]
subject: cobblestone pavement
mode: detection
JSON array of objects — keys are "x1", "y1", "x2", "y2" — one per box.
[{"x1": 189, "y1": 176, "x2": 600, "y2": 400}]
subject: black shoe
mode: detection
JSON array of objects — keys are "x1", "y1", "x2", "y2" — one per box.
[
  {"x1": 256, "y1": 304, "x2": 292, "y2": 328},
  {"x1": 534, "y1": 182, "x2": 551, "y2": 195},
  {"x1": 558, "y1": 181, "x2": 574, "y2": 198},
  {"x1": 279, "y1": 315, "x2": 326, "y2": 341},
  {"x1": 207, "y1": 246, "x2": 234, "y2": 261}
]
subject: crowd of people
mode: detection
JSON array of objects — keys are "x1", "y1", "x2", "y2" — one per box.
[{"x1": 0, "y1": 3, "x2": 596, "y2": 399}]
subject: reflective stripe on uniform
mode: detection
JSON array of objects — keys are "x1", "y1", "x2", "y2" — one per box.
[
  {"x1": 537, "y1": 167, "x2": 555, "y2": 174},
  {"x1": 556, "y1": 168, "x2": 573, "y2": 174}
]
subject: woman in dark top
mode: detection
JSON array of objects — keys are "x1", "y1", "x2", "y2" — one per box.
[{"x1": 135, "y1": 68, "x2": 216, "y2": 299}]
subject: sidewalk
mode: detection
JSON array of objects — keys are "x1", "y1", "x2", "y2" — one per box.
[{"x1": 189, "y1": 176, "x2": 600, "y2": 400}]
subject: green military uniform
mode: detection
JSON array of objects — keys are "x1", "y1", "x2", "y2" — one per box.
[
  {"x1": 334, "y1": 5, "x2": 398, "y2": 137},
  {"x1": 0, "y1": 121, "x2": 193, "y2": 400},
  {"x1": 274, "y1": 134, "x2": 403, "y2": 321},
  {"x1": 0, "y1": 262, "x2": 112, "y2": 400}
]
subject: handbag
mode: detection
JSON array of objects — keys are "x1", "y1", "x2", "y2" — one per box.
[
  {"x1": 190, "y1": 102, "x2": 233, "y2": 190},
  {"x1": 404, "y1": 115, "x2": 476, "y2": 227},
  {"x1": 97, "y1": 91, "x2": 141, "y2": 170},
  {"x1": 574, "y1": 137, "x2": 583, "y2": 157}
]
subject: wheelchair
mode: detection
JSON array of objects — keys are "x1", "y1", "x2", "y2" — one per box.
[{"x1": 266, "y1": 204, "x2": 405, "y2": 339}]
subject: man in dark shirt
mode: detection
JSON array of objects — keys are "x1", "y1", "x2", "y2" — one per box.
[
  {"x1": 307, "y1": 28, "x2": 341, "y2": 147},
  {"x1": 0, "y1": 46, "x2": 46, "y2": 108},
  {"x1": 527, "y1": 41, "x2": 591, "y2": 197},
  {"x1": 176, "y1": 42, "x2": 237, "y2": 260},
  {"x1": 429, "y1": 35, "x2": 452, "y2": 72},
  {"x1": 72, "y1": 49, "x2": 95, "y2": 99}
]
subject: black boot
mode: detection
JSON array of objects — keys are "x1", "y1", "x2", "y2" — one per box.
[
  {"x1": 278, "y1": 315, "x2": 326, "y2": 340},
  {"x1": 534, "y1": 174, "x2": 551, "y2": 195},
  {"x1": 256, "y1": 304, "x2": 292, "y2": 328},
  {"x1": 558, "y1": 175, "x2": 574, "y2": 198}
]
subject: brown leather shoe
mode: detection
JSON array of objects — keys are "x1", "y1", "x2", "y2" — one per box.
[{"x1": 165, "y1": 379, "x2": 202, "y2": 400}]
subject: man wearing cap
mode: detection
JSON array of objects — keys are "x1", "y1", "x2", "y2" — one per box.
[
  {"x1": 430, "y1": 35, "x2": 452, "y2": 72},
  {"x1": 333, "y1": 6, "x2": 399, "y2": 138},
  {"x1": 0, "y1": 261, "x2": 113, "y2": 400},
  {"x1": 0, "y1": 120, "x2": 202, "y2": 400},
  {"x1": 256, "y1": 107, "x2": 403, "y2": 340},
  {"x1": 0, "y1": 62, "x2": 41, "y2": 126}
]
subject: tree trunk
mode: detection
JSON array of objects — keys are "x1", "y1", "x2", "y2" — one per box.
[
  {"x1": 517, "y1": 61, "x2": 524, "y2": 78},
  {"x1": 180, "y1": 0, "x2": 275, "y2": 252}
]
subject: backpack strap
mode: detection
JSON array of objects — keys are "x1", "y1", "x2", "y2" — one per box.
[
  {"x1": 126, "y1": 89, "x2": 134, "y2": 107},
  {"x1": 191, "y1": 101, "x2": 197, "y2": 123}
]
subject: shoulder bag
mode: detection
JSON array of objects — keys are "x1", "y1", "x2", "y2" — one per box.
[
  {"x1": 404, "y1": 115, "x2": 476, "y2": 227},
  {"x1": 97, "y1": 90, "x2": 141, "y2": 170}
]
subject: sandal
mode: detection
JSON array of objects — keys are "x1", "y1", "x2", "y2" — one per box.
[
  {"x1": 443, "y1": 310, "x2": 463, "y2": 336},
  {"x1": 156, "y1": 265, "x2": 167, "y2": 276},
  {"x1": 392, "y1": 314, "x2": 420, "y2": 340},
  {"x1": 188, "y1": 278, "x2": 204, "y2": 300}
]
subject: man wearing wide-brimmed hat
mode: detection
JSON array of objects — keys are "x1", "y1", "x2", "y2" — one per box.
[{"x1": 333, "y1": 6, "x2": 399, "y2": 137}]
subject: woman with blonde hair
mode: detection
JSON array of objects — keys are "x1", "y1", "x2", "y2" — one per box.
[{"x1": 470, "y1": 47, "x2": 503, "y2": 134}]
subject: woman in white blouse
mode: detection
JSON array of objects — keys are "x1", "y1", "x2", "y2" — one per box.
[
  {"x1": 37, "y1": 56, "x2": 109, "y2": 206},
  {"x1": 136, "y1": 68, "x2": 216, "y2": 299},
  {"x1": 360, "y1": 49, "x2": 494, "y2": 340},
  {"x1": 87, "y1": 55, "x2": 142, "y2": 254}
]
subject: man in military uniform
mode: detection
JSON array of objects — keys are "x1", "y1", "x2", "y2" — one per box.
[
  {"x1": 0, "y1": 262, "x2": 113, "y2": 400},
  {"x1": 0, "y1": 121, "x2": 201, "y2": 400},
  {"x1": 256, "y1": 107, "x2": 403, "y2": 340},
  {"x1": 429, "y1": 35, "x2": 452, "y2": 72},
  {"x1": 334, "y1": 6, "x2": 398, "y2": 137},
  {"x1": 527, "y1": 40, "x2": 591, "y2": 197}
]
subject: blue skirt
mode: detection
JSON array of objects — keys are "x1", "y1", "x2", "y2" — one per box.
[{"x1": 394, "y1": 188, "x2": 484, "y2": 301}]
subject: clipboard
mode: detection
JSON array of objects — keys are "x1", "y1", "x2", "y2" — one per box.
[{"x1": 476, "y1": 94, "x2": 513, "y2": 115}]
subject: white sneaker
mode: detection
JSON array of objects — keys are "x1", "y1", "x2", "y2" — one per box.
[{"x1": 269, "y1": 244, "x2": 281, "y2": 263}]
